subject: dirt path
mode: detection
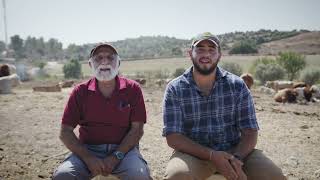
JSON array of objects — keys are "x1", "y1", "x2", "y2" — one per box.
[{"x1": 0, "y1": 85, "x2": 319, "y2": 179}]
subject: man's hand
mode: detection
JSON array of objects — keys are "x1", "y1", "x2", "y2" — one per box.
[
  {"x1": 210, "y1": 151, "x2": 238, "y2": 180},
  {"x1": 230, "y1": 157, "x2": 247, "y2": 180},
  {"x1": 101, "y1": 155, "x2": 120, "y2": 176},
  {"x1": 83, "y1": 156, "x2": 105, "y2": 177}
]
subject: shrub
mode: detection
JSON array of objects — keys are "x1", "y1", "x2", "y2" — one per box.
[
  {"x1": 135, "y1": 71, "x2": 146, "y2": 78},
  {"x1": 154, "y1": 69, "x2": 171, "y2": 79},
  {"x1": 172, "y1": 68, "x2": 186, "y2": 78},
  {"x1": 229, "y1": 41, "x2": 258, "y2": 54},
  {"x1": 63, "y1": 59, "x2": 82, "y2": 79},
  {"x1": 300, "y1": 68, "x2": 320, "y2": 85},
  {"x1": 276, "y1": 52, "x2": 306, "y2": 80},
  {"x1": 220, "y1": 62, "x2": 243, "y2": 76},
  {"x1": 37, "y1": 61, "x2": 46, "y2": 69},
  {"x1": 255, "y1": 63, "x2": 286, "y2": 84},
  {"x1": 249, "y1": 57, "x2": 276, "y2": 75}
]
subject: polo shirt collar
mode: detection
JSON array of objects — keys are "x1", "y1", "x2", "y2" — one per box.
[{"x1": 87, "y1": 76, "x2": 127, "y2": 92}]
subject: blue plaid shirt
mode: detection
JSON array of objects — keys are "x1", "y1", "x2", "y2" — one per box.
[{"x1": 162, "y1": 66, "x2": 259, "y2": 151}]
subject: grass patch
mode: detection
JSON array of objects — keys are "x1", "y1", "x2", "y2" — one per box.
[{"x1": 47, "y1": 55, "x2": 319, "y2": 79}]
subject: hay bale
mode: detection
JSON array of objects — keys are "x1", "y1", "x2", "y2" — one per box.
[
  {"x1": 0, "y1": 74, "x2": 20, "y2": 94},
  {"x1": 0, "y1": 77, "x2": 12, "y2": 94},
  {"x1": 33, "y1": 84, "x2": 61, "y2": 92},
  {"x1": 59, "y1": 80, "x2": 74, "y2": 88}
]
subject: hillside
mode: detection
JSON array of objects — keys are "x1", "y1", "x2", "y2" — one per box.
[
  {"x1": 219, "y1": 29, "x2": 304, "y2": 49},
  {"x1": 1, "y1": 30, "x2": 319, "y2": 61},
  {"x1": 111, "y1": 36, "x2": 189, "y2": 59},
  {"x1": 258, "y1": 31, "x2": 320, "y2": 55}
]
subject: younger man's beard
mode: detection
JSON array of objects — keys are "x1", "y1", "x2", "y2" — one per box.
[{"x1": 191, "y1": 51, "x2": 218, "y2": 75}]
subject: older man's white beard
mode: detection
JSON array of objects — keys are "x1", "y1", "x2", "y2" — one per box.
[{"x1": 92, "y1": 64, "x2": 119, "y2": 81}]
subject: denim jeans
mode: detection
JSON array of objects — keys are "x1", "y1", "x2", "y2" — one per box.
[{"x1": 52, "y1": 144, "x2": 151, "y2": 180}]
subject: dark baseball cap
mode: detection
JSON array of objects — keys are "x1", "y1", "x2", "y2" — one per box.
[
  {"x1": 90, "y1": 43, "x2": 118, "y2": 58},
  {"x1": 191, "y1": 32, "x2": 220, "y2": 48}
]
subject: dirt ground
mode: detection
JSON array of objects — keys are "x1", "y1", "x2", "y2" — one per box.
[{"x1": 0, "y1": 81, "x2": 320, "y2": 180}]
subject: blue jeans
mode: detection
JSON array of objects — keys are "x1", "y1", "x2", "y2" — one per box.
[{"x1": 52, "y1": 144, "x2": 151, "y2": 180}]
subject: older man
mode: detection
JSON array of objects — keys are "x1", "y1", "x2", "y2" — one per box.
[
  {"x1": 53, "y1": 43, "x2": 150, "y2": 180},
  {"x1": 162, "y1": 32, "x2": 285, "y2": 180}
]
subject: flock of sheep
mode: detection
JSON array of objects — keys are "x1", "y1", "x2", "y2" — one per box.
[
  {"x1": 240, "y1": 73, "x2": 320, "y2": 104},
  {"x1": 1, "y1": 63, "x2": 320, "y2": 105}
]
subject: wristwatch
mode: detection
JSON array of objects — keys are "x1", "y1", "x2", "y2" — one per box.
[{"x1": 112, "y1": 151, "x2": 125, "y2": 160}]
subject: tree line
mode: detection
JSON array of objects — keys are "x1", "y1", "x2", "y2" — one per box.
[{"x1": 0, "y1": 29, "x2": 310, "y2": 61}]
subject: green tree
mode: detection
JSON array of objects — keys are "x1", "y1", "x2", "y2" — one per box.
[
  {"x1": 171, "y1": 47, "x2": 183, "y2": 56},
  {"x1": 46, "y1": 38, "x2": 63, "y2": 60},
  {"x1": 276, "y1": 52, "x2": 306, "y2": 80},
  {"x1": 65, "y1": 44, "x2": 88, "y2": 60},
  {"x1": 0, "y1": 41, "x2": 6, "y2": 53},
  {"x1": 10, "y1": 35, "x2": 24, "y2": 58},
  {"x1": 24, "y1": 36, "x2": 45, "y2": 60},
  {"x1": 63, "y1": 59, "x2": 82, "y2": 79}
]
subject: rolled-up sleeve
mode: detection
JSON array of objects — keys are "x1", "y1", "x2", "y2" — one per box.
[
  {"x1": 236, "y1": 83, "x2": 259, "y2": 130},
  {"x1": 162, "y1": 83, "x2": 184, "y2": 136},
  {"x1": 61, "y1": 86, "x2": 82, "y2": 128}
]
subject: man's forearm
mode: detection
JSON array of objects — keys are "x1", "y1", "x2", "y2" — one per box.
[
  {"x1": 59, "y1": 125, "x2": 93, "y2": 161},
  {"x1": 232, "y1": 129, "x2": 258, "y2": 159},
  {"x1": 166, "y1": 133, "x2": 212, "y2": 160},
  {"x1": 116, "y1": 122, "x2": 144, "y2": 153}
]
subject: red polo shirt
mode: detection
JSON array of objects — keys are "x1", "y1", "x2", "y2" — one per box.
[{"x1": 61, "y1": 76, "x2": 147, "y2": 145}]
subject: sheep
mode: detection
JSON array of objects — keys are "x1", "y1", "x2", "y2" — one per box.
[{"x1": 240, "y1": 73, "x2": 254, "y2": 90}]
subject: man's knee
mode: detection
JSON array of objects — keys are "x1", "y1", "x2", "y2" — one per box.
[
  {"x1": 165, "y1": 171, "x2": 226, "y2": 180},
  {"x1": 246, "y1": 169, "x2": 286, "y2": 180},
  {"x1": 268, "y1": 171, "x2": 286, "y2": 180},
  {"x1": 244, "y1": 150, "x2": 286, "y2": 180},
  {"x1": 253, "y1": 164, "x2": 286, "y2": 180},
  {"x1": 164, "y1": 170, "x2": 193, "y2": 180},
  {"x1": 52, "y1": 156, "x2": 90, "y2": 180},
  {"x1": 124, "y1": 166, "x2": 150, "y2": 180},
  {"x1": 116, "y1": 159, "x2": 150, "y2": 180},
  {"x1": 52, "y1": 168, "x2": 76, "y2": 180}
]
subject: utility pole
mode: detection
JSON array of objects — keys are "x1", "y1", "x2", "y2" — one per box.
[{"x1": 2, "y1": 0, "x2": 8, "y2": 50}]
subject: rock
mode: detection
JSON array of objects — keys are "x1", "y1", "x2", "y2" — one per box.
[
  {"x1": 293, "y1": 111, "x2": 300, "y2": 115},
  {"x1": 286, "y1": 156, "x2": 299, "y2": 167},
  {"x1": 38, "y1": 174, "x2": 46, "y2": 178},
  {"x1": 255, "y1": 105, "x2": 264, "y2": 111},
  {"x1": 272, "y1": 107, "x2": 286, "y2": 113},
  {"x1": 299, "y1": 125, "x2": 309, "y2": 130},
  {"x1": 314, "y1": 169, "x2": 320, "y2": 178}
]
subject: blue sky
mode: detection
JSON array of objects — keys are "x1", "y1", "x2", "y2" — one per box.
[{"x1": 1, "y1": 0, "x2": 320, "y2": 47}]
